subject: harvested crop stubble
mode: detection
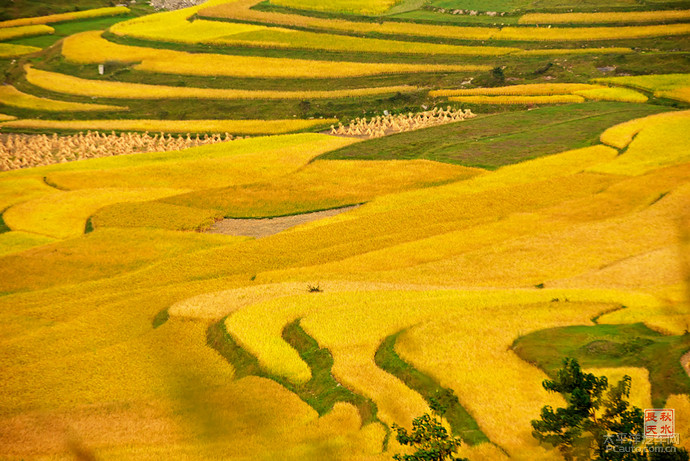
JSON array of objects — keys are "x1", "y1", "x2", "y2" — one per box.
[
  {"x1": 62, "y1": 31, "x2": 489, "y2": 78},
  {"x1": 519, "y1": 9, "x2": 690, "y2": 25},
  {"x1": 0, "y1": 84, "x2": 124, "y2": 112},
  {"x1": 0, "y1": 7, "x2": 130, "y2": 28},
  {"x1": 0, "y1": 118, "x2": 335, "y2": 135},
  {"x1": 0, "y1": 131, "x2": 235, "y2": 172},
  {"x1": 199, "y1": 0, "x2": 690, "y2": 41},
  {"x1": 332, "y1": 106, "x2": 475, "y2": 139},
  {"x1": 448, "y1": 95, "x2": 585, "y2": 104},
  {"x1": 0, "y1": 43, "x2": 41, "y2": 57},
  {"x1": 24, "y1": 65, "x2": 419, "y2": 101},
  {"x1": 0, "y1": 25, "x2": 53, "y2": 41}
]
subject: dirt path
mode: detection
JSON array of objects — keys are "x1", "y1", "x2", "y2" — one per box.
[
  {"x1": 682, "y1": 351, "x2": 690, "y2": 378},
  {"x1": 206, "y1": 205, "x2": 359, "y2": 238}
]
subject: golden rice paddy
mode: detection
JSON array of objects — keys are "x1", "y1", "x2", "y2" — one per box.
[
  {"x1": 0, "y1": 117, "x2": 336, "y2": 135},
  {"x1": 200, "y1": 0, "x2": 690, "y2": 41},
  {"x1": 0, "y1": 43, "x2": 41, "y2": 57},
  {"x1": 0, "y1": 84, "x2": 125, "y2": 112},
  {"x1": 23, "y1": 65, "x2": 420, "y2": 101},
  {"x1": 61, "y1": 31, "x2": 489, "y2": 79},
  {"x1": 1, "y1": 1, "x2": 689, "y2": 459},
  {"x1": 432, "y1": 84, "x2": 648, "y2": 104},
  {"x1": 519, "y1": 9, "x2": 690, "y2": 25},
  {"x1": 0, "y1": 6, "x2": 129, "y2": 28},
  {"x1": 0, "y1": 24, "x2": 53, "y2": 40}
]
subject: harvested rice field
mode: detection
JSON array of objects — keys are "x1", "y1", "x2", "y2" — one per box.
[{"x1": 1, "y1": 0, "x2": 689, "y2": 459}]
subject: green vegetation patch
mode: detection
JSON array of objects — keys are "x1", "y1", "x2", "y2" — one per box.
[
  {"x1": 512, "y1": 322, "x2": 690, "y2": 408},
  {"x1": 319, "y1": 102, "x2": 670, "y2": 169},
  {"x1": 0, "y1": 211, "x2": 10, "y2": 233},
  {"x1": 282, "y1": 320, "x2": 380, "y2": 424},
  {"x1": 375, "y1": 331, "x2": 489, "y2": 445},
  {"x1": 207, "y1": 318, "x2": 382, "y2": 426}
]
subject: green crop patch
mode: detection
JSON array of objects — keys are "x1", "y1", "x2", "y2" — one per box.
[
  {"x1": 319, "y1": 102, "x2": 668, "y2": 169},
  {"x1": 512, "y1": 323, "x2": 690, "y2": 408}
]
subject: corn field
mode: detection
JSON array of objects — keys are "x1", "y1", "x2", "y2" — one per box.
[
  {"x1": 0, "y1": 131, "x2": 238, "y2": 171},
  {"x1": 331, "y1": 107, "x2": 475, "y2": 138}
]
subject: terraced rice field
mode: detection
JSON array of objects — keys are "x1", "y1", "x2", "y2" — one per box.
[{"x1": 1, "y1": 0, "x2": 689, "y2": 459}]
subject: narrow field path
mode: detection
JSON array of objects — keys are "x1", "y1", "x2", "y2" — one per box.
[{"x1": 205, "y1": 205, "x2": 359, "y2": 238}]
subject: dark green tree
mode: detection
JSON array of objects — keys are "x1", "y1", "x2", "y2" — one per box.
[
  {"x1": 531, "y1": 358, "x2": 688, "y2": 461},
  {"x1": 392, "y1": 398, "x2": 468, "y2": 461}
]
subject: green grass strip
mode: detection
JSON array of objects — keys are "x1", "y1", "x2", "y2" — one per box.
[
  {"x1": 512, "y1": 322, "x2": 690, "y2": 408},
  {"x1": 207, "y1": 318, "x2": 383, "y2": 427},
  {"x1": 375, "y1": 330, "x2": 489, "y2": 445},
  {"x1": 282, "y1": 319, "x2": 380, "y2": 424},
  {"x1": 0, "y1": 212, "x2": 10, "y2": 234},
  {"x1": 319, "y1": 102, "x2": 669, "y2": 169}
]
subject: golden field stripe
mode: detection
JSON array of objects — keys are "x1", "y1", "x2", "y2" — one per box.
[
  {"x1": 24, "y1": 65, "x2": 420, "y2": 100},
  {"x1": 0, "y1": 43, "x2": 41, "y2": 57},
  {"x1": 200, "y1": 0, "x2": 690, "y2": 41},
  {"x1": 515, "y1": 47, "x2": 633, "y2": 56},
  {"x1": 448, "y1": 95, "x2": 586, "y2": 104},
  {"x1": 0, "y1": 84, "x2": 125, "y2": 112},
  {"x1": 519, "y1": 9, "x2": 690, "y2": 25},
  {"x1": 431, "y1": 84, "x2": 647, "y2": 103},
  {"x1": 0, "y1": 118, "x2": 338, "y2": 134},
  {"x1": 431, "y1": 83, "x2": 593, "y2": 97},
  {"x1": 0, "y1": 24, "x2": 53, "y2": 41},
  {"x1": 110, "y1": 10, "x2": 518, "y2": 56},
  {"x1": 62, "y1": 31, "x2": 490, "y2": 78},
  {"x1": 0, "y1": 7, "x2": 129, "y2": 28}
]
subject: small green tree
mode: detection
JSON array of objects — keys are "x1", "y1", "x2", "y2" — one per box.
[
  {"x1": 392, "y1": 398, "x2": 468, "y2": 461},
  {"x1": 531, "y1": 358, "x2": 688, "y2": 461}
]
